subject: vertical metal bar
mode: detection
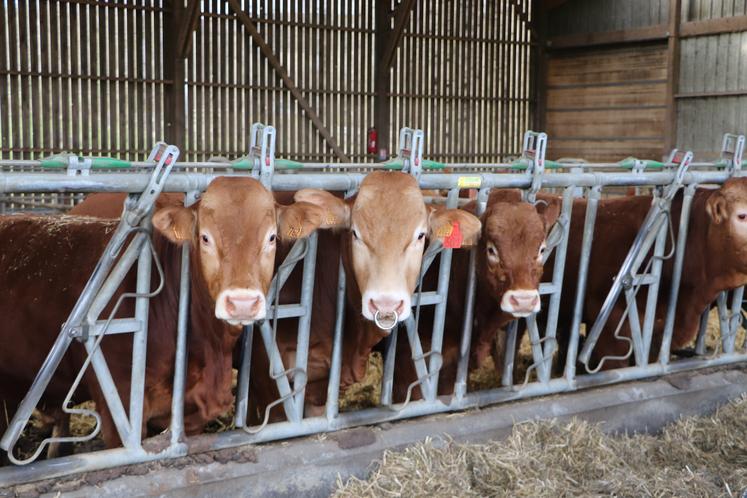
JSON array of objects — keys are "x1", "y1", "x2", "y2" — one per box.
[
  {"x1": 725, "y1": 287, "x2": 744, "y2": 353},
  {"x1": 379, "y1": 326, "x2": 398, "y2": 407},
  {"x1": 453, "y1": 246, "x2": 477, "y2": 400},
  {"x1": 695, "y1": 308, "x2": 709, "y2": 355},
  {"x1": 127, "y1": 218, "x2": 154, "y2": 447},
  {"x1": 84, "y1": 339, "x2": 132, "y2": 448},
  {"x1": 640, "y1": 220, "x2": 668, "y2": 362},
  {"x1": 565, "y1": 186, "x2": 601, "y2": 380},
  {"x1": 233, "y1": 325, "x2": 254, "y2": 428},
  {"x1": 659, "y1": 184, "x2": 696, "y2": 364},
  {"x1": 425, "y1": 188, "x2": 459, "y2": 399},
  {"x1": 501, "y1": 320, "x2": 519, "y2": 387},
  {"x1": 258, "y1": 320, "x2": 301, "y2": 423},
  {"x1": 525, "y1": 314, "x2": 549, "y2": 382},
  {"x1": 623, "y1": 287, "x2": 646, "y2": 366},
  {"x1": 403, "y1": 316, "x2": 433, "y2": 398},
  {"x1": 170, "y1": 243, "x2": 191, "y2": 445},
  {"x1": 325, "y1": 260, "x2": 346, "y2": 421},
  {"x1": 540, "y1": 186, "x2": 574, "y2": 376},
  {"x1": 293, "y1": 232, "x2": 319, "y2": 415}
]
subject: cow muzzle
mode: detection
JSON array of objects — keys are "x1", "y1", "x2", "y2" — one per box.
[
  {"x1": 362, "y1": 291, "x2": 411, "y2": 330},
  {"x1": 215, "y1": 288, "x2": 266, "y2": 325},
  {"x1": 501, "y1": 289, "x2": 540, "y2": 318}
]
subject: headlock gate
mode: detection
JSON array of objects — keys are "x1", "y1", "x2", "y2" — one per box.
[{"x1": 0, "y1": 127, "x2": 746, "y2": 486}]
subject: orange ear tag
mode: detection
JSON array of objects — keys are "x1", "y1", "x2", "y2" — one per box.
[{"x1": 442, "y1": 222, "x2": 462, "y2": 249}]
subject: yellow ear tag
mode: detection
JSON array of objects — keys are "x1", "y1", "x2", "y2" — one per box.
[
  {"x1": 325, "y1": 213, "x2": 337, "y2": 225},
  {"x1": 435, "y1": 224, "x2": 454, "y2": 238},
  {"x1": 286, "y1": 225, "x2": 303, "y2": 239}
]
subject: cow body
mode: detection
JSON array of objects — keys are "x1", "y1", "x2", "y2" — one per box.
[
  {"x1": 552, "y1": 178, "x2": 747, "y2": 370},
  {"x1": 1, "y1": 178, "x2": 326, "y2": 451}
]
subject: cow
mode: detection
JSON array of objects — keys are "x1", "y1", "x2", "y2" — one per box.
[
  {"x1": 0, "y1": 177, "x2": 327, "y2": 453},
  {"x1": 248, "y1": 171, "x2": 482, "y2": 422},
  {"x1": 389, "y1": 189, "x2": 561, "y2": 402},
  {"x1": 551, "y1": 177, "x2": 747, "y2": 370}
]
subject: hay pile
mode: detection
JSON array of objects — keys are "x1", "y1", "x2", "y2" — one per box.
[{"x1": 335, "y1": 396, "x2": 747, "y2": 497}]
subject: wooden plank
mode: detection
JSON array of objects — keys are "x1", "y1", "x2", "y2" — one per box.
[
  {"x1": 681, "y1": 15, "x2": 747, "y2": 38},
  {"x1": 225, "y1": 0, "x2": 349, "y2": 162},
  {"x1": 547, "y1": 107, "x2": 667, "y2": 138},
  {"x1": 548, "y1": 24, "x2": 668, "y2": 49},
  {"x1": 547, "y1": 82, "x2": 667, "y2": 108},
  {"x1": 548, "y1": 46, "x2": 668, "y2": 86},
  {"x1": 548, "y1": 140, "x2": 665, "y2": 162},
  {"x1": 381, "y1": 0, "x2": 417, "y2": 71},
  {"x1": 664, "y1": 0, "x2": 682, "y2": 152}
]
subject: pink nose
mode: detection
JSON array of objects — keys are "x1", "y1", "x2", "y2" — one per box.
[
  {"x1": 368, "y1": 297, "x2": 406, "y2": 316},
  {"x1": 509, "y1": 293, "x2": 539, "y2": 311},
  {"x1": 224, "y1": 293, "x2": 261, "y2": 319}
]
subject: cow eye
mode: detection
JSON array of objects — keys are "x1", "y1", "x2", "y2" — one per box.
[
  {"x1": 269, "y1": 233, "x2": 276, "y2": 242},
  {"x1": 201, "y1": 234, "x2": 210, "y2": 245},
  {"x1": 487, "y1": 245, "x2": 497, "y2": 257},
  {"x1": 738, "y1": 213, "x2": 747, "y2": 221},
  {"x1": 352, "y1": 229, "x2": 359, "y2": 240},
  {"x1": 417, "y1": 232, "x2": 426, "y2": 241}
]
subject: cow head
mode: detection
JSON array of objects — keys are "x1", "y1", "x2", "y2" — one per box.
[
  {"x1": 706, "y1": 177, "x2": 747, "y2": 276},
  {"x1": 295, "y1": 171, "x2": 481, "y2": 328},
  {"x1": 478, "y1": 190, "x2": 561, "y2": 317},
  {"x1": 153, "y1": 177, "x2": 325, "y2": 326}
]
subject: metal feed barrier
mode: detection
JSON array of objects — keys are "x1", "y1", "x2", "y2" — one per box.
[{"x1": 0, "y1": 126, "x2": 745, "y2": 486}]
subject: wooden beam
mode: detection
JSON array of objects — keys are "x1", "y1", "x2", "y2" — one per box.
[
  {"x1": 164, "y1": 0, "x2": 186, "y2": 147},
  {"x1": 374, "y1": 1, "x2": 393, "y2": 161},
  {"x1": 664, "y1": 0, "x2": 682, "y2": 153},
  {"x1": 547, "y1": 24, "x2": 668, "y2": 49},
  {"x1": 225, "y1": 0, "x2": 350, "y2": 162},
  {"x1": 176, "y1": 0, "x2": 201, "y2": 59},
  {"x1": 676, "y1": 90, "x2": 747, "y2": 99},
  {"x1": 381, "y1": 0, "x2": 417, "y2": 71},
  {"x1": 680, "y1": 15, "x2": 747, "y2": 38}
]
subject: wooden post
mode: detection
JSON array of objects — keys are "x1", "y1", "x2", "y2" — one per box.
[
  {"x1": 664, "y1": 0, "x2": 682, "y2": 154},
  {"x1": 164, "y1": 0, "x2": 186, "y2": 149},
  {"x1": 374, "y1": 2, "x2": 393, "y2": 161},
  {"x1": 531, "y1": 0, "x2": 548, "y2": 132}
]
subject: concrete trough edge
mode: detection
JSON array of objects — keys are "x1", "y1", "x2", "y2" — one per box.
[{"x1": 5, "y1": 366, "x2": 747, "y2": 498}]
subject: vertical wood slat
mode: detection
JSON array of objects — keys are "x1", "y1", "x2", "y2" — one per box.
[{"x1": 1, "y1": 1, "x2": 533, "y2": 165}]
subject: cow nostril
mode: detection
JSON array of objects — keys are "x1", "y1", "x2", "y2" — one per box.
[
  {"x1": 368, "y1": 299, "x2": 378, "y2": 314},
  {"x1": 396, "y1": 300, "x2": 405, "y2": 315},
  {"x1": 510, "y1": 295, "x2": 520, "y2": 306}
]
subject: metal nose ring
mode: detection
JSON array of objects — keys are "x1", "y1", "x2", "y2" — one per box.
[{"x1": 374, "y1": 309, "x2": 398, "y2": 330}]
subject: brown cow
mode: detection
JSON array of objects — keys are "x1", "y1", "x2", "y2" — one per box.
[
  {"x1": 390, "y1": 189, "x2": 561, "y2": 402},
  {"x1": 249, "y1": 171, "x2": 481, "y2": 421},
  {"x1": 0, "y1": 177, "x2": 326, "y2": 451},
  {"x1": 552, "y1": 177, "x2": 747, "y2": 370}
]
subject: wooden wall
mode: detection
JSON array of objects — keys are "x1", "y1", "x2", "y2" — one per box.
[
  {"x1": 543, "y1": 0, "x2": 747, "y2": 162},
  {"x1": 545, "y1": 44, "x2": 667, "y2": 161}
]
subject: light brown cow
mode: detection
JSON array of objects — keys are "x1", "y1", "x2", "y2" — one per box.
[
  {"x1": 391, "y1": 189, "x2": 561, "y2": 401},
  {"x1": 551, "y1": 177, "x2": 747, "y2": 370},
  {"x1": 249, "y1": 171, "x2": 482, "y2": 421},
  {"x1": 0, "y1": 177, "x2": 326, "y2": 450}
]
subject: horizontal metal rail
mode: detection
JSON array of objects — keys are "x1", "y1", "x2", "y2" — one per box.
[{"x1": 2, "y1": 129, "x2": 746, "y2": 488}]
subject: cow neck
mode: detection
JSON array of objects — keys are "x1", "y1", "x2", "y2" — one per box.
[{"x1": 680, "y1": 189, "x2": 746, "y2": 318}]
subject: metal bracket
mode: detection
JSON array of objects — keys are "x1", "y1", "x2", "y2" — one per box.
[
  {"x1": 250, "y1": 122, "x2": 276, "y2": 189},
  {"x1": 721, "y1": 133, "x2": 745, "y2": 176},
  {"x1": 398, "y1": 127, "x2": 425, "y2": 179},
  {"x1": 521, "y1": 131, "x2": 548, "y2": 203}
]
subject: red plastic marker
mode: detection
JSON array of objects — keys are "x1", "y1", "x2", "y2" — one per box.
[{"x1": 442, "y1": 222, "x2": 462, "y2": 249}]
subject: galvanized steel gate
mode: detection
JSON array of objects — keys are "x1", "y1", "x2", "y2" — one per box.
[{"x1": 0, "y1": 127, "x2": 746, "y2": 487}]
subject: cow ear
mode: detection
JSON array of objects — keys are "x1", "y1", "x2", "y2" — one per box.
[
  {"x1": 276, "y1": 202, "x2": 325, "y2": 241},
  {"x1": 293, "y1": 189, "x2": 351, "y2": 229},
  {"x1": 428, "y1": 206, "x2": 482, "y2": 247},
  {"x1": 153, "y1": 206, "x2": 197, "y2": 244},
  {"x1": 706, "y1": 191, "x2": 728, "y2": 225},
  {"x1": 535, "y1": 199, "x2": 562, "y2": 234}
]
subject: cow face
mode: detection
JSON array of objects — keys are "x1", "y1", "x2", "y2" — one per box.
[
  {"x1": 706, "y1": 177, "x2": 747, "y2": 274},
  {"x1": 479, "y1": 190, "x2": 560, "y2": 317},
  {"x1": 153, "y1": 177, "x2": 324, "y2": 326},
  {"x1": 295, "y1": 171, "x2": 481, "y2": 328}
]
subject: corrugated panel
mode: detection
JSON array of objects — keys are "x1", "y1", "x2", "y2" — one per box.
[
  {"x1": 548, "y1": 0, "x2": 667, "y2": 37},
  {"x1": 686, "y1": 0, "x2": 747, "y2": 21},
  {"x1": 678, "y1": 32, "x2": 747, "y2": 94},
  {"x1": 545, "y1": 44, "x2": 668, "y2": 161},
  {"x1": 677, "y1": 96, "x2": 747, "y2": 157}
]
